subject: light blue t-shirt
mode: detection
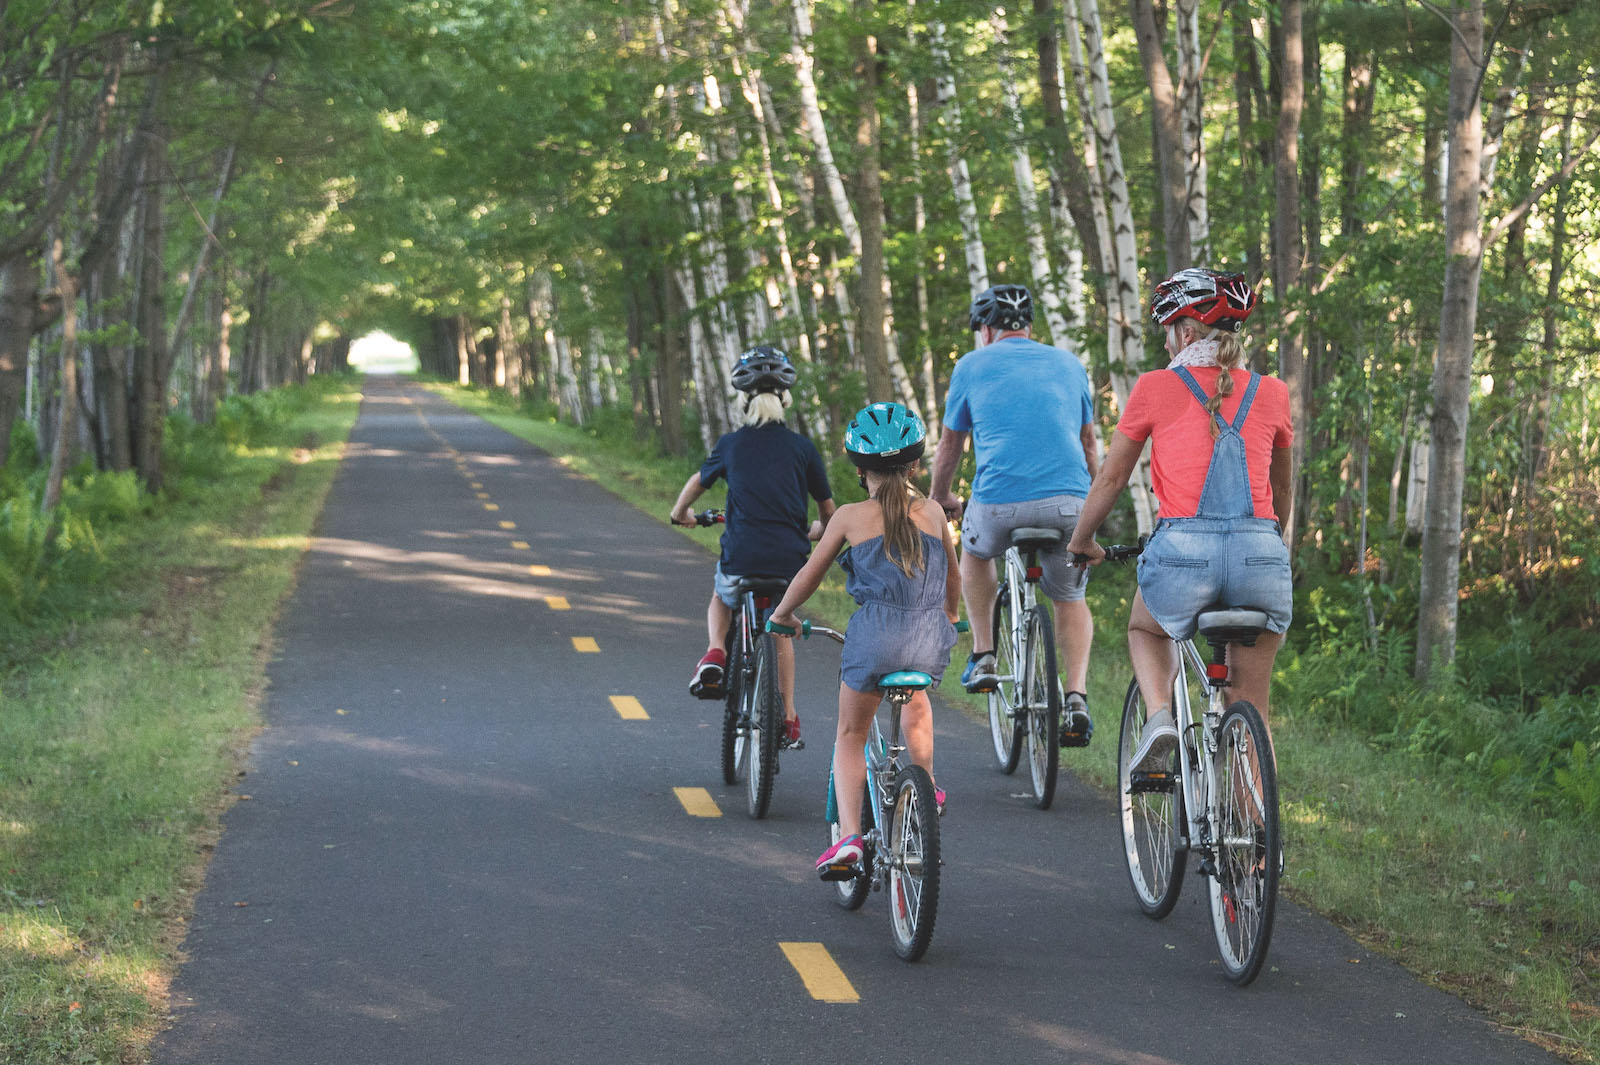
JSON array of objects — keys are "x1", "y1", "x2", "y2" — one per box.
[{"x1": 942, "y1": 336, "x2": 1095, "y2": 504}]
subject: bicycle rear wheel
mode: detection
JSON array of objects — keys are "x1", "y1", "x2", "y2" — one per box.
[
  {"x1": 1209, "y1": 700, "x2": 1280, "y2": 985},
  {"x1": 886, "y1": 765, "x2": 941, "y2": 961},
  {"x1": 1024, "y1": 605, "x2": 1060, "y2": 809},
  {"x1": 829, "y1": 788, "x2": 875, "y2": 910},
  {"x1": 987, "y1": 584, "x2": 1024, "y2": 773},
  {"x1": 745, "y1": 634, "x2": 781, "y2": 819},
  {"x1": 1118, "y1": 678, "x2": 1186, "y2": 917},
  {"x1": 720, "y1": 633, "x2": 746, "y2": 785}
]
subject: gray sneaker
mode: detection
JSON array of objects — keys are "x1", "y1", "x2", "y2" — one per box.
[
  {"x1": 1130, "y1": 709, "x2": 1179, "y2": 773},
  {"x1": 961, "y1": 652, "x2": 999, "y2": 693}
]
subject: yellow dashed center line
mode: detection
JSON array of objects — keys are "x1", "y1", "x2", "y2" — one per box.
[
  {"x1": 609, "y1": 696, "x2": 648, "y2": 720},
  {"x1": 511, "y1": 540, "x2": 530, "y2": 550},
  {"x1": 476, "y1": 492, "x2": 489, "y2": 500},
  {"x1": 778, "y1": 943, "x2": 859, "y2": 1003},
  {"x1": 470, "y1": 482, "x2": 483, "y2": 489},
  {"x1": 528, "y1": 564, "x2": 552, "y2": 576},
  {"x1": 545, "y1": 596, "x2": 570, "y2": 610},
  {"x1": 484, "y1": 503, "x2": 499, "y2": 511},
  {"x1": 499, "y1": 520, "x2": 516, "y2": 530},
  {"x1": 673, "y1": 787, "x2": 721, "y2": 817},
  {"x1": 572, "y1": 636, "x2": 600, "y2": 653}
]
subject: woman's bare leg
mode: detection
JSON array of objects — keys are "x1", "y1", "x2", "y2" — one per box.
[{"x1": 1129, "y1": 590, "x2": 1179, "y2": 717}]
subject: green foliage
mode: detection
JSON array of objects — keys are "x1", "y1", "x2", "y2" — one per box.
[{"x1": 0, "y1": 492, "x2": 52, "y2": 621}]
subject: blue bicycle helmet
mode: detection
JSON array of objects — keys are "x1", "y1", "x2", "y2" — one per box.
[{"x1": 844, "y1": 402, "x2": 927, "y2": 471}]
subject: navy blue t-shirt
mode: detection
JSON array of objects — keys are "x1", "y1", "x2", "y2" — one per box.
[{"x1": 699, "y1": 423, "x2": 833, "y2": 579}]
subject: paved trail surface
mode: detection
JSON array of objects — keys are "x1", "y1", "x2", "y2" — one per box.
[{"x1": 155, "y1": 378, "x2": 1552, "y2": 1065}]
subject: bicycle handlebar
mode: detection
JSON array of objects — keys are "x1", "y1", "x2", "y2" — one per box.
[
  {"x1": 1073, "y1": 537, "x2": 1146, "y2": 565},
  {"x1": 766, "y1": 618, "x2": 968, "y2": 641},
  {"x1": 672, "y1": 509, "x2": 725, "y2": 528}
]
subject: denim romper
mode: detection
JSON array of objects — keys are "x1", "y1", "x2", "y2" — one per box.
[
  {"x1": 838, "y1": 531, "x2": 958, "y2": 693},
  {"x1": 1136, "y1": 368, "x2": 1294, "y2": 641}
]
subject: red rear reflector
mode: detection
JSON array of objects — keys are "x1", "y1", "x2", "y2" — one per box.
[
  {"x1": 756, "y1": 595, "x2": 772, "y2": 610},
  {"x1": 1206, "y1": 663, "x2": 1229, "y2": 680},
  {"x1": 1026, "y1": 566, "x2": 1043, "y2": 580}
]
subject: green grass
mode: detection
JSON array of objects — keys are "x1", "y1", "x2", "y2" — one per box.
[
  {"x1": 430, "y1": 380, "x2": 1599, "y2": 1063},
  {"x1": 0, "y1": 379, "x2": 361, "y2": 1063}
]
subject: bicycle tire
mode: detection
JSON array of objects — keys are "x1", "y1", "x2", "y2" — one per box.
[
  {"x1": 987, "y1": 583, "x2": 1024, "y2": 773},
  {"x1": 1024, "y1": 604, "x2": 1060, "y2": 810},
  {"x1": 1209, "y1": 700, "x2": 1280, "y2": 985},
  {"x1": 745, "y1": 633, "x2": 781, "y2": 819},
  {"x1": 830, "y1": 788, "x2": 875, "y2": 911},
  {"x1": 886, "y1": 764, "x2": 941, "y2": 961},
  {"x1": 1118, "y1": 678, "x2": 1187, "y2": 918},
  {"x1": 720, "y1": 631, "x2": 746, "y2": 785}
]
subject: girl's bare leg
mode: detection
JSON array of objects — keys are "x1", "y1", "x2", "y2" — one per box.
[
  {"x1": 899, "y1": 690, "x2": 934, "y2": 777},
  {"x1": 834, "y1": 683, "x2": 882, "y2": 838}
]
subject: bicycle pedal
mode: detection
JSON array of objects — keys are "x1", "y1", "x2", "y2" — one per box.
[
  {"x1": 965, "y1": 681, "x2": 999, "y2": 694},
  {"x1": 690, "y1": 681, "x2": 725, "y2": 701},
  {"x1": 1128, "y1": 770, "x2": 1175, "y2": 794},
  {"x1": 1059, "y1": 731, "x2": 1092, "y2": 748},
  {"x1": 782, "y1": 738, "x2": 805, "y2": 751},
  {"x1": 818, "y1": 863, "x2": 857, "y2": 883}
]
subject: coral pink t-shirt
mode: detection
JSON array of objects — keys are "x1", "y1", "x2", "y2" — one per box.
[{"x1": 1115, "y1": 368, "x2": 1293, "y2": 521}]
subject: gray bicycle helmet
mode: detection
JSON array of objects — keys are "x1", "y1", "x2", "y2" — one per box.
[
  {"x1": 969, "y1": 284, "x2": 1034, "y2": 332},
  {"x1": 730, "y1": 345, "x2": 797, "y2": 394},
  {"x1": 844, "y1": 402, "x2": 927, "y2": 472}
]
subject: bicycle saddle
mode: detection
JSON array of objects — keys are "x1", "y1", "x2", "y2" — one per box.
[
  {"x1": 733, "y1": 576, "x2": 791, "y2": 596},
  {"x1": 1195, "y1": 608, "x2": 1271, "y2": 647},
  {"x1": 878, "y1": 670, "x2": 934, "y2": 691},
  {"x1": 1010, "y1": 526, "x2": 1063, "y2": 549}
]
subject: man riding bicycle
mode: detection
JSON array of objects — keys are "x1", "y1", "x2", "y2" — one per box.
[{"x1": 930, "y1": 283, "x2": 1098, "y2": 743}]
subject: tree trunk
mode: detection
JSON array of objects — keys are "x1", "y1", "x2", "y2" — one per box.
[
  {"x1": 658, "y1": 264, "x2": 687, "y2": 456},
  {"x1": 133, "y1": 127, "x2": 168, "y2": 494},
  {"x1": 854, "y1": 9, "x2": 895, "y2": 402},
  {"x1": 930, "y1": 20, "x2": 990, "y2": 297},
  {"x1": 0, "y1": 254, "x2": 40, "y2": 467},
  {"x1": 906, "y1": 77, "x2": 939, "y2": 436},
  {"x1": 1129, "y1": 0, "x2": 1192, "y2": 272},
  {"x1": 991, "y1": 8, "x2": 1076, "y2": 352},
  {"x1": 1271, "y1": 0, "x2": 1306, "y2": 546},
  {"x1": 1033, "y1": 0, "x2": 1104, "y2": 278},
  {"x1": 1175, "y1": 0, "x2": 1209, "y2": 261},
  {"x1": 1415, "y1": 0, "x2": 1484, "y2": 682},
  {"x1": 498, "y1": 294, "x2": 519, "y2": 397}
]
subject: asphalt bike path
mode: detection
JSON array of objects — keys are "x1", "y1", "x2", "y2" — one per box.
[{"x1": 154, "y1": 377, "x2": 1554, "y2": 1065}]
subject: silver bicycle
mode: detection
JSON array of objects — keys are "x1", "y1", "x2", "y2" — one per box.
[
  {"x1": 1099, "y1": 542, "x2": 1282, "y2": 985},
  {"x1": 769, "y1": 618, "x2": 965, "y2": 962},
  {"x1": 984, "y1": 527, "x2": 1079, "y2": 809}
]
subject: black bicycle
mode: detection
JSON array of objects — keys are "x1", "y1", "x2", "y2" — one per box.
[{"x1": 684, "y1": 510, "x2": 795, "y2": 819}]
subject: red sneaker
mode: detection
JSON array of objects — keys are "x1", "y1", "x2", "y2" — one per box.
[
  {"x1": 689, "y1": 649, "x2": 726, "y2": 699},
  {"x1": 783, "y1": 714, "x2": 802, "y2": 748}
]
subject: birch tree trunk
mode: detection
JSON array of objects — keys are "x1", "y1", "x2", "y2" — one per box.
[
  {"x1": 991, "y1": 8, "x2": 1075, "y2": 352},
  {"x1": 1416, "y1": 0, "x2": 1485, "y2": 682},
  {"x1": 42, "y1": 237, "x2": 79, "y2": 511},
  {"x1": 1174, "y1": 0, "x2": 1209, "y2": 261},
  {"x1": 907, "y1": 78, "x2": 940, "y2": 433},
  {"x1": 930, "y1": 20, "x2": 990, "y2": 297},
  {"x1": 1067, "y1": 0, "x2": 1157, "y2": 533}
]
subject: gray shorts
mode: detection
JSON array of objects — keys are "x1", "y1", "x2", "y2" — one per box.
[{"x1": 962, "y1": 494, "x2": 1089, "y2": 603}]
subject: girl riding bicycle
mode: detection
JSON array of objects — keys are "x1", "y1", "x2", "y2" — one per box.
[
  {"x1": 1066, "y1": 269, "x2": 1293, "y2": 773},
  {"x1": 767, "y1": 402, "x2": 961, "y2": 877},
  {"x1": 670, "y1": 347, "x2": 836, "y2": 744}
]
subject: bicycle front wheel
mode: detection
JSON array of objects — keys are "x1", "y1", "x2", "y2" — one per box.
[
  {"x1": 886, "y1": 765, "x2": 941, "y2": 961},
  {"x1": 1209, "y1": 700, "x2": 1280, "y2": 985},
  {"x1": 1023, "y1": 604, "x2": 1060, "y2": 809},
  {"x1": 720, "y1": 635, "x2": 746, "y2": 785},
  {"x1": 1118, "y1": 678, "x2": 1186, "y2": 917},
  {"x1": 987, "y1": 584, "x2": 1024, "y2": 773},
  {"x1": 745, "y1": 634, "x2": 782, "y2": 819}
]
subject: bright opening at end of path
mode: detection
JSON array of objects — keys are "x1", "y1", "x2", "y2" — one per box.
[{"x1": 349, "y1": 331, "x2": 419, "y2": 374}]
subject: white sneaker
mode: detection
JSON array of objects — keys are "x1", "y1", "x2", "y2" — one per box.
[{"x1": 1130, "y1": 709, "x2": 1179, "y2": 773}]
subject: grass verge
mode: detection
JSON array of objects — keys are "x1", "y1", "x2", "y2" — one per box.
[
  {"x1": 432, "y1": 381, "x2": 1599, "y2": 1061},
  {"x1": 0, "y1": 378, "x2": 361, "y2": 1063}
]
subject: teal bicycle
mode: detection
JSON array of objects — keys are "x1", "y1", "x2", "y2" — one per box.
[{"x1": 768, "y1": 617, "x2": 966, "y2": 962}]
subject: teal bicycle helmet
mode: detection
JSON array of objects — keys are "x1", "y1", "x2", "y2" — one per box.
[{"x1": 844, "y1": 402, "x2": 927, "y2": 471}]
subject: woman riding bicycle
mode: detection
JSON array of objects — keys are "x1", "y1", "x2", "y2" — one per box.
[
  {"x1": 670, "y1": 346, "x2": 836, "y2": 744},
  {"x1": 766, "y1": 402, "x2": 960, "y2": 876},
  {"x1": 1066, "y1": 269, "x2": 1293, "y2": 773}
]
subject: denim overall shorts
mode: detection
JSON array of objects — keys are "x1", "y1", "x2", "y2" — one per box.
[{"x1": 1136, "y1": 368, "x2": 1293, "y2": 641}]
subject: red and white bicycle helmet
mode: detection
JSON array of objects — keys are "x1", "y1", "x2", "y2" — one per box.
[{"x1": 1150, "y1": 268, "x2": 1258, "y2": 332}]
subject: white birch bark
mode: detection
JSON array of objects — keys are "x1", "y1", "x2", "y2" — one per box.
[
  {"x1": 675, "y1": 263, "x2": 718, "y2": 451},
  {"x1": 930, "y1": 19, "x2": 990, "y2": 297},
  {"x1": 990, "y1": 8, "x2": 1074, "y2": 351},
  {"x1": 1067, "y1": 0, "x2": 1157, "y2": 533},
  {"x1": 1175, "y1": 0, "x2": 1210, "y2": 261},
  {"x1": 579, "y1": 280, "x2": 618, "y2": 406},
  {"x1": 789, "y1": 0, "x2": 920, "y2": 416},
  {"x1": 907, "y1": 78, "x2": 939, "y2": 435}
]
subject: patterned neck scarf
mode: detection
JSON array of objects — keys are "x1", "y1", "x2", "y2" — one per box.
[{"x1": 1169, "y1": 337, "x2": 1221, "y2": 369}]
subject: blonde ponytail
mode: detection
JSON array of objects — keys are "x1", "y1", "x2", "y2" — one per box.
[
  {"x1": 1201, "y1": 327, "x2": 1247, "y2": 439},
  {"x1": 740, "y1": 390, "x2": 792, "y2": 426},
  {"x1": 877, "y1": 466, "x2": 926, "y2": 578}
]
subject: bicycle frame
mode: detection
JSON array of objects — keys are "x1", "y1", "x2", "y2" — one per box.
[{"x1": 993, "y1": 546, "x2": 1035, "y2": 689}]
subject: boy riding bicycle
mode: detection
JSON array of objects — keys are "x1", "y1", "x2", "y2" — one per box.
[{"x1": 670, "y1": 346, "x2": 836, "y2": 745}]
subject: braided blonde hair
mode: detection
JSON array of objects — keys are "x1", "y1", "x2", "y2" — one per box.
[{"x1": 1179, "y1": 321, "x2": 1248, "y2": 439}]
